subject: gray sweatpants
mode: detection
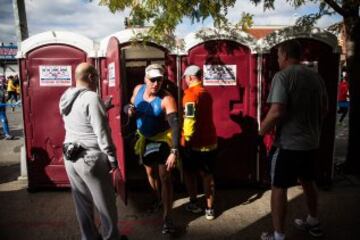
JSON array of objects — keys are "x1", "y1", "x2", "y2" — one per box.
[{"x1": 65, "y1": 150, "x2": 120, "y2": 240}]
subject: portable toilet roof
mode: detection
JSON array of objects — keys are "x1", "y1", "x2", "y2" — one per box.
[
  {"x1": 97, "y1": 28, "x2": 177, "y2": 57},
  {"x1": 181, "y1": 27, "x2": 259, "y2": 55},
  {"x1": 16, "y1": 31, "x2": 96, "y2": 58},
  {"x1": 258, "y1": 26, "x2": 341, "y2": 53}
]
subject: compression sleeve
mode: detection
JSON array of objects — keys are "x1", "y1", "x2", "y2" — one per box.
[{"x1": 167, "y1": 112, "x2": 180, "y2": 149}]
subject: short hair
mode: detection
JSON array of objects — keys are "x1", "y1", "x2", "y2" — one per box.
[
  {"x1": 278, "y1": 40, "x2": 302, "y2": 60},
  {"x1": 75, "y1": 64, "x2": 98, "y2": 85}
]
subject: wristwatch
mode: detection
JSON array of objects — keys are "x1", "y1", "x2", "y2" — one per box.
[{"x1": 170, "y1": 148, "x2": 179, "y2": 156}]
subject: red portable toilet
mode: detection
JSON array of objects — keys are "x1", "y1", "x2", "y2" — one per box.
[
  {"x1": 97, "y1": 28, "x2": 178, "y2": 201},
  {"x1": 259, "y1": 27, "x2": 341, "y2": 185},
  {"x1": 181, "y1": 28, "x2": 260, "y2": 184},
  {"x1": 17, "y1": 31, "x2": 96, "y2": 190}
]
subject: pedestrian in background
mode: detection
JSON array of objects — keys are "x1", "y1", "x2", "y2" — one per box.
[
  {"x1": 337, "y1": 70, "x2": 349, "y2": 124},
  {"x1": 6, "y1": 75, "x2": 17, "y2": 103},
  {"x1": 14, "y1": 75, "x2": 21, "y2": 101},
  {"x1": 0, "y1": 76, "x2": 6, "y2": 90},
  {"x1": 59, "y1": 62, "x2": 126, "y2": 240},
  {"x1": 181, "y1": 65, "x2": 217, "y2": 220},
  {"x1": 0, "y1": 84, "x2": 15, "y2": 140},
  {"x1": 258, "y1": 40, "x2": 328, "y2": 240}
]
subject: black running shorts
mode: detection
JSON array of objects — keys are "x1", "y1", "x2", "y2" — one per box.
[
  {"x1": 182, "y1": 148, "x2": 217, "y2": 175},
  {"x1": 142, "y1": 141, "x2": 170, "y2": 166},
  {"x1": 269, "y1": 147, "x2": 317, "y2": 188}
]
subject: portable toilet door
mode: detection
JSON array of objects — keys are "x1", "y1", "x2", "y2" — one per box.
[
  {"x1": 259, "y1": 27, "x2": 341, "y2": 185},
  {"x1": 181, "y1": 28, "x2": 259, "y2": 184},
  {"x1": 16, "y1": 31, "x2": 96, "y2": 190},
  {"x1": 98, "y1": 29, "x2": 177, "y2": 201}
]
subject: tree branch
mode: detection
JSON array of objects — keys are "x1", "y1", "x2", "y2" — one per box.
[{"x1": 323, "y1": 0, "x2": 347, "y2": 17}]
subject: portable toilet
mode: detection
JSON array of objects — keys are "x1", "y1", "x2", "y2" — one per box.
[
  {"x1": 97, "y1": 28, "x2": 178, "y2": 201},
  {"x1": 17, "y1": 31, "x2": 96, "y2": 190},
  {"x1": 259, "y1": 27, "x2": 341, "y2": 185},
  {"x1": 180, "y1": 28, "x2": 260, "y2": 185}
]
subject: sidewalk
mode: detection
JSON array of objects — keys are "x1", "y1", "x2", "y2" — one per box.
[{"x1": 1, "y1": 109, "x2": 359, "y2": 240}]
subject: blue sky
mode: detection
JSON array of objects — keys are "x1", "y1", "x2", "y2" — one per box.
[{"x1": 0, "y1": 0, "x2": 342, "y2": 44}]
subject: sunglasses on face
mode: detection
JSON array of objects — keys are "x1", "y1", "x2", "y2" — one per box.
[{"x1": 149, "y1": 77, "x2": 163, "y2": 83}]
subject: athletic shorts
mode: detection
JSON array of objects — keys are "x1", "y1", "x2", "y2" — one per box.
[
  {"x1": 182, "y1": 148, "x2": 217, "y2": 175},
  {"x1": 269, "y1": 147, "x2": 317, "y2": 188},
  {"x1": 142, "y1": 140, "x2": 170, "y2": 166},
  {"x1": 338, "y1": 101, "x2": 349, "y2": 108}
]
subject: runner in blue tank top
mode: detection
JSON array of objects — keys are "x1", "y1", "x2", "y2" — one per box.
[
  {"x1": 134, "y1": 84, "x2": 169, "y2": 137},
  {"x1": 124, "y1": 64, "x2": 179, "y2": 234}
]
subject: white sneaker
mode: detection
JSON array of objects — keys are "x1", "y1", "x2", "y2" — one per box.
[
  {"x1": 205, "y1": 208, "x2": 215, "y2": 220},
  {"x1": 260, "y1": 232, "x2": 274, "y2": 240},
  {"x1": 294, "y1": 218, "x2": 323, "y2": 237}
]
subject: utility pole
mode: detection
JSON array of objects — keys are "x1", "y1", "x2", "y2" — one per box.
[
  {"x1": 12, "y1": 0, "x2": 28, "y2": 181},
  {"x1": 12, "y1": 0, "x2": 29, "y2": 45}
]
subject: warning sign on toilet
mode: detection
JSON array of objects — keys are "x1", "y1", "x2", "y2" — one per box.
[
  {"x1": 108, "y1": 62, "x2": 115, "y2": 87},
  {"x1": 203, "y1": 65, "x2": 237, "y2": 86},
  {"x1": 39, "y1": 65, "x2": 72, "y2": 86}
]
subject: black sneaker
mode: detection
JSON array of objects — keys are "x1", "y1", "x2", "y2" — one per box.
[
  {"x1": 148, "y1": 200, "x2": 162, "y2": 213},
  {"x1": 120, "y1": 235, "x2": 128, "y2": 240},
  {"x1": 294, "y1": 218, "x2": 323, "y2": 237},
  {"x1": 185, "y1": 201, "x2": 202, "y2": 214},
  {"x1": 161, "y1": 216, "x2": 175, "y2": 234}
]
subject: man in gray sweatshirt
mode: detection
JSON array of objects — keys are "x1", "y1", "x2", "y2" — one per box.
[{"x1": 59, "y1": 62, "x2": 123, "y2": 240}]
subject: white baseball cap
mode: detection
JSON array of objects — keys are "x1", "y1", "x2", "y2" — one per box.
[
  {"x1": 183, "y1": 65, "x2": 201, "y2": 77},
  {"x1": 145, "y1": 64, "x2": 164, "y2": 79}
]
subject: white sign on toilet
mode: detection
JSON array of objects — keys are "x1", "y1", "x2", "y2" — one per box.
[{"x1": 39, "y1": 65, "x2": 72, "y2": 86}]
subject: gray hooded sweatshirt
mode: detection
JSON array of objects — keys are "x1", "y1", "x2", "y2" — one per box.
[{"x1": 59, "y1": 87, "x2": 117, "y2": 164}]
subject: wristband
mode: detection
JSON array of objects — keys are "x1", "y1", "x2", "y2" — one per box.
[{"x1": 170, "y1": 148, "x2": 179, "y2": 156}]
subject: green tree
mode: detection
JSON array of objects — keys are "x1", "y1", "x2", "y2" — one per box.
[{"x1": 100, "y1": 0, "x2": 360, "y2": 174}]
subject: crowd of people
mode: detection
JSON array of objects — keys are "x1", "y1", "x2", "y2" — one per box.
[
  {"x1": 56, "y1": 39, "x2": 335, "y2": 240},
  {"x1": 0, "y1": 74, "x2": 21, "y2": 140}
]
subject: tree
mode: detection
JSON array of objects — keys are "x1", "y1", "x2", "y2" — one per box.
[{"x1": 100, "y1": 0, "x2": 360, "y2": 174}]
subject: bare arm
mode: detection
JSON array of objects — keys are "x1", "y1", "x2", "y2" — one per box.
[
  {"x1": 126, "y1": 84, "x2": 142, "y2": 117},
  {"x1": 161, "y1": 94, "x2": 177, "y2": 114},
  {"x1": 130, "y1": 84, "x2": 142, "y2": 104},
  {"x1": 259, "y1": 103, "x2": 286, "y2": 136}
]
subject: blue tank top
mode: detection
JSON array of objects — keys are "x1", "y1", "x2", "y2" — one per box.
[{"x1": 134, "y1": 85, "x2": 169, "y2": 137}]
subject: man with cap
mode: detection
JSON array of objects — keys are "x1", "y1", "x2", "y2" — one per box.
[
  {"x1": 124, "y1": 63, "x2": 179, "y2": 234},
  {"x1": 181, "y1": 65, "x2": 217, "y2": 220}
]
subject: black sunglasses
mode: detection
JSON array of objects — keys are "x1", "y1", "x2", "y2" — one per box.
[{"x1": 149, "y1": 77, "x2": 164, "y2": 83}]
